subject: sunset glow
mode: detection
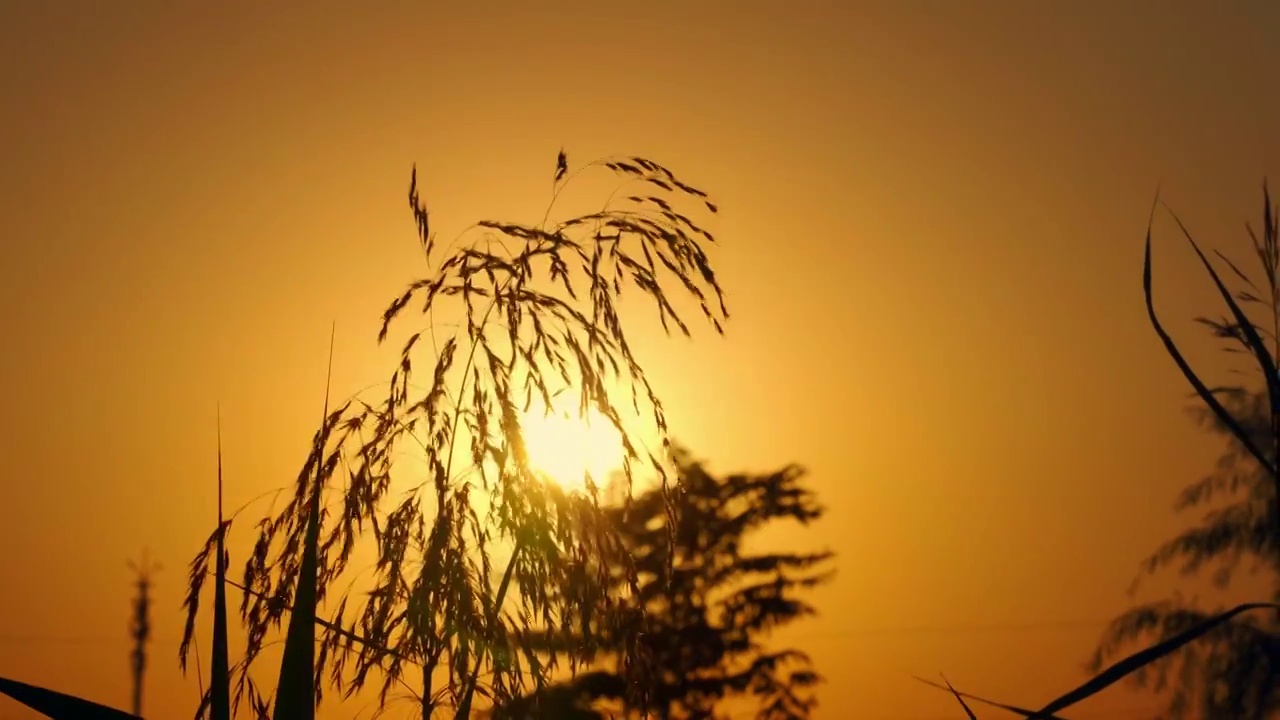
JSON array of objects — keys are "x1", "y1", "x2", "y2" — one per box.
[
  {"x1": 517, "y1": 408, "x2": 624, "y2": 491},
  {"x1": 3, "y1": 3, "x2": 1278, "y2": 719}
]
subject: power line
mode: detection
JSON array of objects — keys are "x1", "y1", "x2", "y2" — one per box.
[
  {"x1": 875, "y1": 711, "x2": 1162, "y2": 720},
  {"x1": 0, "y1": 632, "x2": 154, "y2": 647},
  {"x1": 787, "y1": 617, "x2": 1113, "y2": 639},
  {"x1": 0, "y1": 616, "x2": 1114, "y2": 648}
]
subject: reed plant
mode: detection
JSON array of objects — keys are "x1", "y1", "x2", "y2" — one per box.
[
  {"x1": 918, "y1": 185, "x2": 1280, "y2": 719},
  {"x1": 176, "y1": 150, "x2": 730, "y2": 720}
]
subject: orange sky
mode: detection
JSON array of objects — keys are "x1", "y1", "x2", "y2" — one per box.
[{"x1": 2, "y1": 2, "x2": 1279, "y2": 719}]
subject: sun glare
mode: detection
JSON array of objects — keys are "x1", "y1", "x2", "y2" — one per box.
[{"x1": 518, "y1": 407, "x2": 625, "y2": 491}]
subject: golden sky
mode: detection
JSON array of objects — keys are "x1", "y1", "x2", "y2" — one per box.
[{"x1": 2, "y1": 2, "x2": 1279, "y2": 719}]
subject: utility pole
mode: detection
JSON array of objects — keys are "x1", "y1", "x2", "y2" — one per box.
[{"x1": 128, "y1": 550, "x2": 160, "y2": 718}]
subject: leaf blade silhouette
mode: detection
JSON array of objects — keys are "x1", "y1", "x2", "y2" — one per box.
[
  {"x1": 1029, "y1": 602, "x2": 1280, "y2": 720},
  {"x1": 0, "y1": 676, "x2": 140, "y2": 720},
  {"x1": 913, "y1": 676, "x2": 1071, "y2": 720},
  {"x1": 210, "y1": 407, "x2": 231, "y2": 720},
  {"x1": 943, "y1": 676, "x2": 978, "y2": 720},
  {"x1": 272, "y1": 325, "x2": 336, "y2": 720},
  {"x1": 1144, "y1": 192, "x2": 1278, "y2": 478}
]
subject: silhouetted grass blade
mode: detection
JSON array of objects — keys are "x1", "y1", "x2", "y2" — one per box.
[
  {"x1": 272, "y1": 496, "x2": 320, "y2": 720},
  {"x1": 223, "y1": 577, "x2": 406, "y2": 661},
  {"x1": 272, "y1": 325, "x2": 335, "y2": 720},
  {"x1": 0, "y1": 676, "x2": 140, "y2": 720},
  {"x1": 917, "y1": 606, "x2": 1280, "y2": 718},
  {"x1": 454, "y1": 541, "x2": 523, "y2": 719},
  {"x1": 943, "y1": 676, "x2": 978, "y2": 720},
  {"x1": 1143, "y1": 193, "x2": 1278, "y2": 478},
  {"x1": 211, "y1": 409, "x2": 231, "y2": 720},
  {"x1": 1029, "y1": 602, "x2": 1279, "y2": 720},
  {"x1": 913, "y1": 676, "x2": 1072, "y2": 720},
  {"x1": 1163, "y1": 204, "x2": 1280, "y2": 440}
]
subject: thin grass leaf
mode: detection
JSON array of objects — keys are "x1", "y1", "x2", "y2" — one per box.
[
  {"x1": 454, "y1": 534, "x2": 524, "y2": 719},
  {"x1": 1144, "y1": 194, "x2": 1278, "y2": 478},
  {"x1": 943, "y1": 675, "x2": 978, "y2": 720},
  {"x1": 192, "y1": 633, "x2": 204, "y2": 708},
  {"x1": 920, "y1": 605, "x2": 1280, "y2": 720},
  {"x1": 211, "y1": 407, "x2": 231, "y2": 720},
  {"x1": 272, "y1": 324, "x2": 336, "y2": 720},
  {"x1": 1027, "y1": 602, "x2": 1279, "y2": 720},
  {"x1": 913, "y1": 676, "x2": 1072, "y2": 720},
  {"x1": 1163, "y1": 204, "x2": 1280, "y2": 462},
  {"x1": 223, "y1": 577, "x2": 407, "y2": 662},
  {"x1": 1211, "y1": 248, "x2": 1260, "y2": 294},
  {"x1": 0, "y1": 676, "x2": 140, "y2": 720}
]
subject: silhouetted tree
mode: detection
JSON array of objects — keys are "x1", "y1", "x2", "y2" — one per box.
[
  {"x1": 490, "y1": 447, "x2": 834, "y2": 720},
  {"x1": 1090, "y1": 186, "x2": 1280, "y2": 720}
]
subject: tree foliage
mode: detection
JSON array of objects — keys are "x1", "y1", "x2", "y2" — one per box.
[{"x1": 491, "y1": 448, "x2": 834, "y2": 720}]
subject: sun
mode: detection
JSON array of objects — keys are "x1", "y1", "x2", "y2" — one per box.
[{"x1": 517, "y1": 407, "x2": 625, "y2": 491}]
